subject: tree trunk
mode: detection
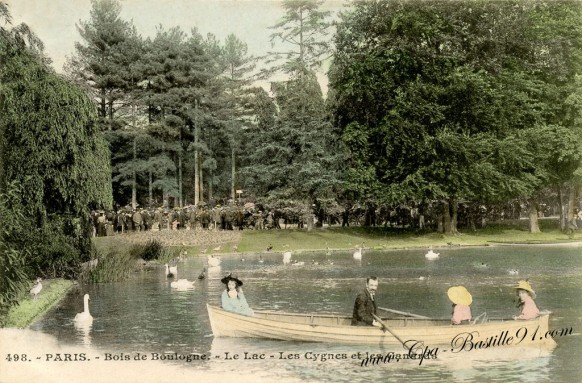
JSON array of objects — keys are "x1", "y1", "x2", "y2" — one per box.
[
  {"x1": 131, "y1": 137, "x2": 137, "y2": 210},
  {"x1": 108, "y1": 99, "x2": 114, "y2": 120},
  {"x1": 567, "y1": 186, "x2": 576, "y2": 223},
  {"x1": 449, "y1": 198, "x2": 459, "y2": 234},
  {"x1": 100, "y1": 90, "x2": 106, "y2": 120},
  {"x1": 199, "y1": 154, "x2": 204, "y2": 203},
  {"x1": 148, "y1": 169, "x2": 153, "y2": 207},
  {"x1": 209, "y1": 168, "x2": 214, "y2": 202},
  {"x1": 528, "y1": 199, "x2": 541, "y2": 233},
  {"x1": 442, "y1": 200, "x2": 452, "y2": 234},
  {"x1": 306, "y1": 200, "x2": 314, "y2": 231},
  {"x1": 178, "y1": 132, "x2": 183, "y2": 208},
  {"x1": 194, "y1": 101, "x2": 200, "y2": 206},
  {"x1": 558, "y1": 186, "x2": 566, "y2": 231},
  {"x1": 231, "y1": 145, "x2": 236, "y2": 201}
]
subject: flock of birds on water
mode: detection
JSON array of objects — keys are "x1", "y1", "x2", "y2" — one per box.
[{"x1": 28, "y1": 242, "x2": 521, "y2": 329}]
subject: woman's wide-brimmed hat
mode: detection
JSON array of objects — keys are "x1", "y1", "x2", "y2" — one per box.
[
  {"x1": 221, "y1": 273, "x2": 243, "y2": 287},
  {"x1": 514, "y1": 280, "x2": 536, "y2": 298},
  {"x1": 447, "y1": 285, "x2": 473, "y2": 305}
]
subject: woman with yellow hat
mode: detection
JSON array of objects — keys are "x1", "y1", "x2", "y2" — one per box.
[
  {"x1": 447, "y1": 286, "x2": 472, "y2": 325},
  {"x1": 513, "y1": 280, "x2": 540, "y2": 320}
]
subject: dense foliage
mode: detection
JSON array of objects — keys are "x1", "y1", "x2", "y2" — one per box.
[
  {"x1": 330, "y1": 0, "x2": 582, "y2": 232},
  {"x1": 0, "y1": 1, "x2": 112, "y2": 318}
]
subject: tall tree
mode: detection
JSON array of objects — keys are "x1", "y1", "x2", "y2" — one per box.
[
  {"x1": 330, "y1": 0, "x2": 582, "y2": 233},
  {"x1": 216, "y1": 33, "x2": 255, "y2": 201},
  {"x1": 263, "y1": 0, "x2": 331, "y2": 77},
  {"x1": 522, "y1": 1, "x2": 582, "y2": 232},
  {"x1": 138, "y1": 26, "x2": 213, "y2": 207},
  {"x1": 241, "y1": 0, "x2": 342, "y2": 226},
  {"x1": 242, "y1": 72, "x2": 343, "y2": 226},
  {"x1": 66, "y1": 0, "x2": 144, "y2": 208},
  {"x1": 67, "y1": 0, "x2": 139, "y2": 127}
]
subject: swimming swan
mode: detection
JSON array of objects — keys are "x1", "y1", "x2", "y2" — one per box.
[
  {"x1": 208, "y1": 255, "x2": 221, "y2": 267},
  {"x1": 353, "y1": 247, "x2": 362, "y2": 260},
  {"x1": 170, "y1": 279, "x2": 195, "y2": 290},
  {"x1": 74, "y1": 294, "x2": 93, "y2": 324},
  {"x1": 282, "y1": 251, "x2": 292, "y2": 264},
  {"x1": 425, "y1": 249, "x2": 440, "y2": 260}
]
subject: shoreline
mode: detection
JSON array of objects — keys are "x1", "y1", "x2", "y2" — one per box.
[
  {"x1": 4, "y1": 279, "x2": 76, "y2": 329},
  {"x1": 93, "y1": 225, "x2": 582, "y2": 255},
  {"x1": 5, "y1": 230, "x2": 581, "y2": 328}
]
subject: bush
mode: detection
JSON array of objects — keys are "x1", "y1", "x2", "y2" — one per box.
[
  {"x1": 85, "y1": 240, "x2": 175, "y2": 283},
  {"x1": 132, "y1": 239, "x2": 165, "y2": 261},
  {"x1": 0, "y1": 182, "x2": 31, "y2": 325},
  {"x1": 87, "y1": 248, "x2": 137, "y2": 283}
]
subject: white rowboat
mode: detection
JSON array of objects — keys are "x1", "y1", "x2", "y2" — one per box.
[{"x1": 207, "y1": 304, "x2": 557, "y2": 348}]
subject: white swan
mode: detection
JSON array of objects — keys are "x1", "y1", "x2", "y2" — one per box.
[
  {"x1": 283, "y1": 251, "x2": 292, "y2": 265},
  {"x1": 208, "y1": 255, "x2": 221, "y2": 267},
  {"x1": 30, "y1": 278, "x2": 42, "y2": 300},
  {"x1": 170, "y1": 279, "x2": 195, "y2": 290},
  {"x1": 353, "y1": 247, "x2": 362, "y2": 260},
  {"x1": 425, "y1": 249, "x2": 440, "y2": 260},
  {"x1": 74, "y1": 294, "x2": 93, "y2": 324}
]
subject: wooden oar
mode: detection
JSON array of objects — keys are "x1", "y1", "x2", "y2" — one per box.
[
  {"x1": 372, "y1": 313, "x2": 406, "y2": 347},
  {"x1": 378, "y1": 306, "x2": 430, "y2": 319}
]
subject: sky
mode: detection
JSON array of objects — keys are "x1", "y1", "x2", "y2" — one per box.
[{"x1": 5, "y1": 0, "x2": 345, "y2": 92}]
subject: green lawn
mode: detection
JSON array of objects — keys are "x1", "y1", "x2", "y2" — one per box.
[
  {"x1": 237, "y1": 224, "x2": 582, "y2": 254},
  {"x1": 91, "y1": 223, "x2": 582, "y2": 256},
  {"x1": 5, "y1": 278, "x2": 76, "y2": 328}
]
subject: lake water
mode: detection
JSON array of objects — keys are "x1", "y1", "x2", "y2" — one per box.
[{"x1": 29, "y1": 244, "x2": 582, "y2": 383}]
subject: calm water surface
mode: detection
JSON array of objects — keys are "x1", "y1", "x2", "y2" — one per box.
[{"x1": 31, "y1": 245, "x2": 582, "y2": 382}]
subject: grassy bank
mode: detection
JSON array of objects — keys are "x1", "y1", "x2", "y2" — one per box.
[
  {"x1": 93, "y1": 223, "x2": 582, "y2": 256},
  {"x1": 237, "y1": 225, "x2": 582, "y2": 253},
  {"x1": 4, "y1": 278, "x2": 75, "y2": 328}
]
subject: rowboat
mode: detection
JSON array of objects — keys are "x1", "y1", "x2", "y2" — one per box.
[{"x1": 207, "y1": 304, "x2": 557, "y2": 349}]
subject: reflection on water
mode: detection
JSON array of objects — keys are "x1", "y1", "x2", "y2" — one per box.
[
  {"x1": 73, "y1": 321, "x2": 92, "y2": 347},
  {"x1": 29, "y1": 245, "x2": 582, "y2": 382}
]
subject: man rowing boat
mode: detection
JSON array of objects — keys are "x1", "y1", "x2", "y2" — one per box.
[{"x1": 351, "y1": 276, "x2": 382, "y2": 327}]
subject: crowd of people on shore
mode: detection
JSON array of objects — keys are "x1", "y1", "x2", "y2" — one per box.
[
  {"x1": 92, "y1": 199, "x2": 582, "y2": 238},
  {"x1": 91, "y1": 203, "x2": 282, "y2": 237}
]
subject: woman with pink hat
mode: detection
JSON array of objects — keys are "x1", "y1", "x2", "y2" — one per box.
[
  {"x1": 513, "y1": 280, "x2": 540, "y2": 320},
  {"x1": 221, "y1": 273, "x2": 254, "y2": 316},
  {"x1": 447, "y1": 286, "x2": 472, "y2": 325}
]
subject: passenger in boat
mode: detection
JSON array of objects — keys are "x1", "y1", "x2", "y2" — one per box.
[
  {"x1": 221, "y1": 273, "x2": 254, "y2": 316},
  {"x1": 351, "y1": 276, "x2": 382, "y2": 327},
  {"x1": 513, "y1": 280, "x2": 540, "y2": 320},
  {"x1": 447, "y1": 286, "x2": 472, "y2": 325}
]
